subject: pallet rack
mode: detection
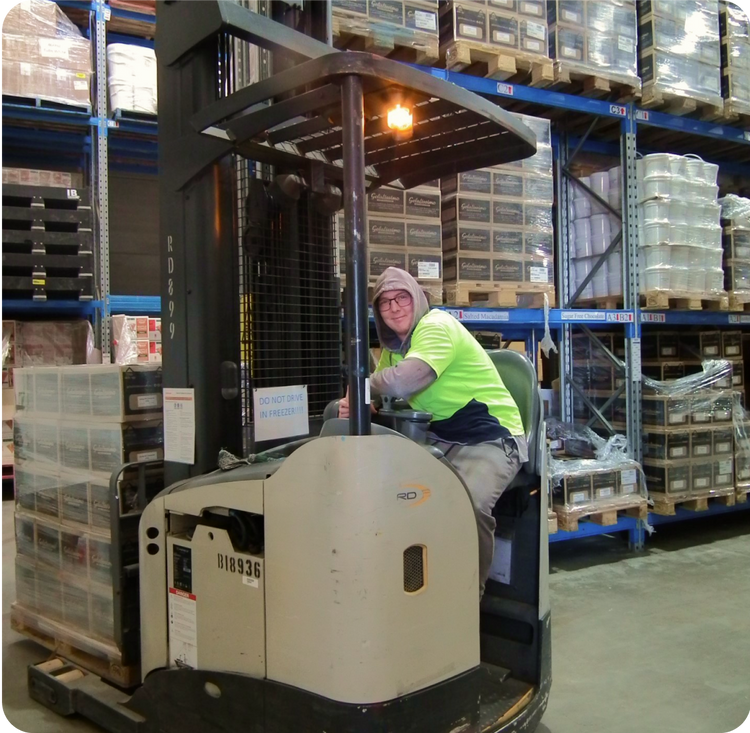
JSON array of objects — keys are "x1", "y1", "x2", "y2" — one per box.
[{"x1": 3, "y1": 2, "x2": 750, "y2": 544}]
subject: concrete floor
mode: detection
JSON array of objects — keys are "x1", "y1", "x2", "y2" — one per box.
[{"x1": 3, "y1": 498, "x2": 750, "y2": 733}]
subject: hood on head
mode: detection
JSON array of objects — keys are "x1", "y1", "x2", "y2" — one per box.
[{"x1": 372, "y1": 267, "x2": 430, "y2": 353}]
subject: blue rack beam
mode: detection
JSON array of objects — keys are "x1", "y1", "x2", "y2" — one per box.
[
  {"x1": 109, "y1": 295, "x2": 161, "y2": 314},
  {"x1": 549, "y1": 515, "x2": 640, "y2": 544},
  {"x1": 648, "y1": 498, "x2": 750, "y2": 526},
  {"x1": 641, "y1": 312, "x2": 750, "y2": 326},
  {"x1": 2, "y1": 300, "x2": 102, "y2": 316}
]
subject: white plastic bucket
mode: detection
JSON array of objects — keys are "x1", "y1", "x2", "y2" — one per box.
[
  {"x1": 670, "y1": 266, "x2": 689, "y2": 291},
  {"x1": 642, "y1": 221, "x2": 672, "y2": 245},
  {"x1": 643, "y1": 175, "x2": 675, "y2": 199},
  {"x1": 573, "y1": 197, "x2": 591, "y2": 219},
  {"x1": 642, "y1": 199, "x2": 671, "y2": 223},
  {"x1": 669, "y1": 200, "x2": 688, "y2": 225},
  {"x1": 608, "y1": 166, "x2": 622, "y2": 188},
  {"x1": 706, "y1": 268, "x2": 724, "y2": 292},
  {"x1": 642, "y1": 244, "x2": 671, "y2": 268},
  {"x1": 573, "y1": 218, "x2": 592, "y2": 258},
  {"x1": 668, "y1": 155, "x2": 686, "y2": 177},
  {"x1": 688, "y1": 269, "x2": 706, "y2": 294},
  {"x1": 573, "y1": 259, "x2": 594, "y2": 298},
  {"x1": 573, "y1": 176, "x2": 590, "y2": 199},
  {"x1": 608, "y1": 187, "x2": 622, "y2": 212},
  {"x1": 641, "y1": 266, "x2": 672, "y2": 292},
  {"x1": 642, "y1": 153, "x2": 674, "y2": 178},
  {"x1": 607, "y1": 271, "x2": 623, "y2": 297},
  {"x1": 591, "y1": 263, "x2": 608, "y2": 298},
  {"x1": 590, "y1": 171, "x2": 609, "y2": 197}
]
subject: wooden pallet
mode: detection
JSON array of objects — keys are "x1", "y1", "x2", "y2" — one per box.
[
  {"x1": 722, "y1": 100, "x2": 750, "y2": 127},
  {"x1": 551, "y1": 63, "x2": 640, "y2": 101},
  {"x1": 555, "y1": 499, "x2": 648, "y2": 533},
  {"x1": 332, "y1": 15, "x2": 439, "y2": 66},
  {"x1": 577, "y1": 296, "x2": 624, "y2": 310},
  {"x1": 442, "y1": 41, "x2": 554, "y2": 87},
  {"x1": 444, "y1": 284, "x2": 555, "y2": 308},
  {"x1": 639, "y1": 291, "x2": 729, "y2": 311},
  {"x1": 10, "y1": 603, "x2": 139, "y2": 688},
  {"x1": 728, "y1": 292, "x2": 750, "y2": 313},
  {"x1": 650, "y1": 489, "x2": 736, "y2": 516},
  {"x1": 641, "y1": 84, "x2": 724, "y2": 121}
]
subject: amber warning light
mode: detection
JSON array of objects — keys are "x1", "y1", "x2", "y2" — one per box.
[{"x1": 387, "y1": 104, "x2": 413, "y2": 132}]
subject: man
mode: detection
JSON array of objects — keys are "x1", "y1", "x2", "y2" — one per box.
[{"x1": 340, "y1": 267, "x2": 528, "y2": 595}]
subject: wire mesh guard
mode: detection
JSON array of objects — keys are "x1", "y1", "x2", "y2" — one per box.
[{"x1": 236, "y1": 158, "x2": 341, "y2": 453}]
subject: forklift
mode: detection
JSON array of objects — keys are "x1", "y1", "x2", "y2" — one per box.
[{"x1": 27, "y1": 2, "x2": 551, "y2": 731}]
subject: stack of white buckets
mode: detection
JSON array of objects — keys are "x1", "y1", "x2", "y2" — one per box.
[
  {"x1": 106, "y1": 44, "x2": 158, "y2": 115},
  {"x1": 637, "y1": 153, "x2": 722, "y2": 297},
  {"x1": 569, "y1": 167, "x2": 623, "y2": 300}
]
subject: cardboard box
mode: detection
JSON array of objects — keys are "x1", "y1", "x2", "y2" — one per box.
[
  {"x1": 3, "y1": 61, "x2": 90, "y2": 108},
  {"x1": 691, "y1": 429, "x2": 713, "y2": 458},
  {"x1": 680, "y1": 331, "x2": 722, "y2": 359},
  {"x1": 643, "y1": 460, "x2": 690, "y2": 496},
  {"x1": 492, "y1": 200, "x2": 524, "y2": 226},
  {"x1": 493, "y1": 227, "x2": 524, "y2": 255},
  {"x1": 442, "y1": 195, "x2": 492, "y2": 224},
  {"x1": 713, "y1": 427, "x2": 734, "y2": 456},
  {"x1": 367, "y1": 189, "x2": 404, "y2": 216},
  {"x1": 547, "y1": 0, "x2": 584, "y2": 27},
  {"x1": 443, "y1": 223, "x2": 492, "y2": 253},
  {"x1": 722, "y1": 331, "x2": 743, "y2": 358},
  {"x1": 641, "y1": 361, "x2": 685, "y2": 381},
  {"x1": 442, "y1": 169, "x2": 492, "y2": 196},
  {"x1": 370, "y1": 249, "x2": 406, "y2": 277},
  {"x1": 692, "y1": 459, "x2": 714, "y2": 492},
  {"x1": 592, "y1": 470, "x2": 617, "y2": 501},
  {"x1": 556, "y1": 473, "x2": 592, "y2": 507},
  {"x1": 407, "y1": 252, "x2": 442, "y2": 281},
  {"x1": 444, "y1": 254, "x2": 492, "y2": 283},
  {"x1": 369, "y1": 0, "x2": 404, "y2": 25},
  {"x1": 519, "y1": 17, "x2": 547, "y2": 54},
  {"x1": 690, "y1": 394, "x2": 714, "y2": 425},
  {"x1": 735, "y1": 452, "x2": 750, "y2": 483},
  {"x1": 406, "y1": 221, "x2": 441, "y2": 249},
  {"x1": 488, "y1": 11, "x2": 518, "y2": 48},
  {"x1": 714, "y1": 457, "x2": 734, "y2": 488},
  {"x1": 368, "y1": 218, "x2": 406, "y2": 247},
  {"x1": 712, "y1": 394, "x2": 733, "y2": 423},
  {"x1": 643, "y1": 429, "x2": 690, "y2": 461},
  {"x1": 642, "y1": 394, "x2": 689, "y2": 428},
  {"x1": 518, "y1": 0, "x2": 544, "y2": 18},
  {"x1": 441, "y1": 2, "x2": 488, "y2": 43},
  {"x1": 405, "y1": 189, "x2": 441, "y2": 220},
  {"x1": 641, "y1": 332, "x2": 680, "y2": 360},
  {"x1": 332, "y1": 0, "x2": 368, "y2": 18},
  {"x1": 549, "y1": 23, "x2": 585, "y2": 62},
  {"x1": 404, "y1": 1, "x2": 439, "y2": 33},
  {"x1": 15, "y1": 364, "x2": 163, "y2": 421},
  {"x1": 722, "y1": 227, "x2": 750, "y2": 260}
]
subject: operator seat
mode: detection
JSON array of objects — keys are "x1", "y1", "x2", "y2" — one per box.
[{"x1": 486, "y1": 349, "x2": 543, "y2": 488}]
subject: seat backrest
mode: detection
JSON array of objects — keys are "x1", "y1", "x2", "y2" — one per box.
[{"x1": 487, "y1": 349, "x2": 541, "y2": 474}]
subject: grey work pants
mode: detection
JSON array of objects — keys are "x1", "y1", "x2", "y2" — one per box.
[{"x1": 430, "y1": 437, "x2": 526, "y2": 596}]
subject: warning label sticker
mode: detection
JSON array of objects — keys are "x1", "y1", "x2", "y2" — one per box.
[{"x1": 168, "y1": 587, "x2": 197, "y2": 669}]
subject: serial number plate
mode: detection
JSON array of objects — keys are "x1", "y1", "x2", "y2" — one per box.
[{"x1": 217, "y1": 553, "x2": 261, "y2": 579}]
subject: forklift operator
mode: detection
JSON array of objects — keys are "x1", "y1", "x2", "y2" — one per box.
[{"x1": 340, "y1": 267, "x2": 528, "y2": 594}]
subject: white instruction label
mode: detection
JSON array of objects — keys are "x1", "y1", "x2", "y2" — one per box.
[
  {"x1": 720, "y1": 460, "x2": 733, "y2": 474},
  {"x1": 243, "y1": 576, "x2": 259, "y2": 588},
  {"x1": 19, "y1": 62, "x2": 31, "y2": 76},
  {"x1": 571, "y1": 491, "x2": 587, "y2": 504},
  {"x1": 562, "y1": 46, "x2": 578, "y2": 59},
  {"x1": 73, "y1": 80, "x2": 88, "y2": 90},
  {"x1": 529, "y1": 266, "x2": 549, "y2": 283},
  {"x1": 526, "y1": 20, "x2": 546, "y2": 40},
  {"x1": 494, "y1": 31, "x2": 512, "y2": 43},
  {"x1": 562, "y1": 9, "x2": 578, "y2": 22},
  {"x1": 716, "y1": 442, "x2": 731, "y2": 453},
  {"x1": 489, "y1": 537, "x2": 512, "y2": 584},
  {"x1": 524, "y1": 39, "x2": 542, "y2": 51},
  {"x1": 67, "y1": 189, "x2": 79, "y2": 199},
  {"x1": 137, "y1": 450, "x2": 159, "y2": 462},
  {"x1": 168, "y1": 588, "x2": 197, "y2": 669},
  {"x1": 39, "y1": 38, "x2": 70, "y2": 60},
  {"x1": 253, "y1": 385, "x2": 309, "y2": 442},
  {"x1": 136, "y1": 393, "x2": 159, "y2": 409},
  {"x1": 418, "y1": 261, "x2": 440, "y2": 279},
  {"x1": 598, "y1": 487, "x2": 613, "y2": 498},
  {"x1": 631, "y1": 338, "x2": 641, "y2": 382},
  {"x1": 460, "y1": 23, "x2": 480, "y2": 37},
  {"x1": 365, "y1": 378, "x2": 371, "y2": 405},
  {"x1": 414, "y1": 9, "x2": 436, "y2": 30},
  {"x1": 164, "y1": 388, "x2": 195, "y2": 465},
  {"x1": 695, "y1": 477, "x2": 709, "y2": 488},
  {"x1": 695, "y1": 446, "x2": 709, "y2": 455},
  {"x1": 672, "y1": 447, "x2": 687, "y2": 458},
  {"x1": 672, "y1": 479, "x2": 687, "y2": 490},
  {"x1": 618, "y1": 35, "x2": 635, "y2": 53},
  {"x1": 522, "y1": 1, "x2": 542, "y2": 15},
  {"x1": 621, "y1": 468, "x2": 637, "y2": 487}
]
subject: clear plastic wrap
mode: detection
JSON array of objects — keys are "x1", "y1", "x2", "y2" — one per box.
[
  {"x1": 636, "y1": 153, "x2": 725, "y2": 297},
  {"x1": 719, "y1": 194, "x2": 750, "y2": 296},
  {"x1": 440, "y1": 0, "x2": 550, "y2": 63},
  {"x1": 14, "y1": 364, "x2": 163, "y2": 422},
  {"x1": 2, "y1": 0, "x2": 92, "y2": 109},
  {"x1": 111, "y1": 315, "x2": 162, "y2": 365},
  {"x1": 719, "y1": 1, "x2": 750, "y2": 114},
  {"x1": 339, "y1": 184, "x2": 443, "y2": 304},
  {"x1": 331, "y1": 0, "x2": 439, "y2": 61},
  {"x1": 568, "y1": 164, "x2": 623, "y2": 299},
  {"x1": 1, "y1": 320, "x2": 96, "y2": 368},
  {"x1": 442, "y1": 114, "x2": 554, "y2": 300},
  {"x1": 548, "y1": 0, "x2": 640, "y2": 89},
  {"x1": 107, "y1": 43, "x2": 157, "y2": 115},
  {"x1": 548, "y1": 419, "x2": 647, "y2": 516}
]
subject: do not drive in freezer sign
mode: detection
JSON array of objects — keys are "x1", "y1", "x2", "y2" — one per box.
[{"x1": 253, "y1": 385, "x2": 309, "y2": 442}]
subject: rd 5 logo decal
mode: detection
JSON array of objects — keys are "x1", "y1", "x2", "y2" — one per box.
[{"x1": 397, "y1": 484, "x2": 432, "y2": 506}]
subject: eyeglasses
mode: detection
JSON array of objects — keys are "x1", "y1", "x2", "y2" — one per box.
[{"x1": 377, "y1": 292, "x2": 412, "y2": 312}]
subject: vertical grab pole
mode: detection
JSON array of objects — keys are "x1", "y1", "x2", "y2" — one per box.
[{"x1": 341, "y1": 75, "x2": 371, "y2": 436}]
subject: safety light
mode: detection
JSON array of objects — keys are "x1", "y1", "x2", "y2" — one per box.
[{"x1": 387, "y1": 104, "x2": 413, "y2": 132}]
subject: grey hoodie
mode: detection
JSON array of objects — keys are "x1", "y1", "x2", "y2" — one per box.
[{"x1": 372, "y1": 267, "x2": 430, "y2": 356}]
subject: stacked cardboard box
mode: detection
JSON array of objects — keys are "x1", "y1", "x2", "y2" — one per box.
[
  {"x1": 331, "y1": 0, "x2": 439, "y2": 63},
  {"x1": 2, "y1": 167, "x2": 84, "y2": 189},
  {"x1": 107, "y1": 43, "x2": 158, "y2": 115},
  {"x1": 637, "y1": 0, "x2": 722, "y2": 109},
  {"x1": 721, "y1": 195, "x2": 750, "y2": 307},
  {"x1": 548, "y1": 0, "x2": 640, "y2": 90},
  {"x1": 440, "y1": 0, "x2": 551, "y2": 67},
  {"x1": 719, "y1": 1, "x2": 750, "y2": 117},
  {"x1": 112, "y1": 315, "x2": 162, "y2": 364},
  {"x1": 639, "y1": 331, "x2": 741, "y2": 503},
  {"x1": 12, "y1": 364, "x2": 163, "y2": 651},
  {"x1": 441, "y1": 113, "x2": 555, "y2": 306},
  {"x1": 2, "y1": 0, "x2": 92, "y2": 109},
  {"x1": 338, "y1": 181, "x2": 443, "y2": 303}
]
